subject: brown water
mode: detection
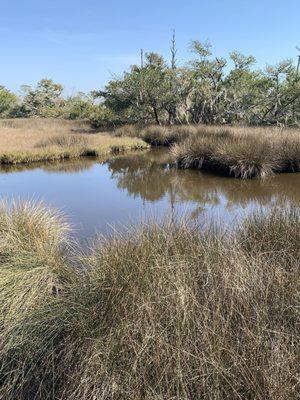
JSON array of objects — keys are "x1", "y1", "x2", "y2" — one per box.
[{"x1": 0, "y1": 148, "x2": 299, "y2": 240}]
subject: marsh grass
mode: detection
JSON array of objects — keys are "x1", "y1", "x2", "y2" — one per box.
[
  {"x1": 168, "y1": 125, "x2": 300, "y2": 178},
  {"x1": 113, "y1": 124, "x2": 142, "y2": 138},
  {"x1": 0, "y1": 201, "x2": 299, "y2": 399},
  {"x1": 0, "y1": 118, "x2": 91, "y2": 131},
  {"x1": 36, "y1": 133, "x2": 89, "y2": 148},
  {"x1": 141, "y1": 125, "x2": 192, "y2": 146},
  {"x1": 112, "y1": 124, "x2": 300, "y2": 178},
  {"x1": 139, "y1": 124, "x2": 232, "y2": 146},
  {"x1": 3, "y1": 119, "x2": 299, "y2": 176},
  {"x1": 0, "y1": 119, "x2": 148, "y2": 164}
]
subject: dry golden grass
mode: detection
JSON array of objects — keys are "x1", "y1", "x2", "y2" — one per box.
[
  {"x1": 0, "y1": 119, "x2": 149, "y2": 164},
  {"x1": 114, "y1": 124, "x2": 300, "y2": 178},
  {"x1": 0, "y1": 201, "x2": 299, "y2": 399},
  {"x1": 168, "y1": 125, "x2": 300, "y2": 178}
]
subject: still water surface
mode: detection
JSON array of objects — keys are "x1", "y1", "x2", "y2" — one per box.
[{"x1": 0, "y1": 149, "x2": 299, "y2": 240}]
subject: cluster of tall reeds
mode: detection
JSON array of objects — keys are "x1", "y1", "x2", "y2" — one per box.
[
  {"x1": 126, "y1": 124, "x2": 300, "y2": 178},
  {"x1": 0, "y1": 201, "x2": 299, "y2": 399}
]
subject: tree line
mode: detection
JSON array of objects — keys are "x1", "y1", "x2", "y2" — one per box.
[
  {"x1": 1, "y1": 38, "x2": 300, "y2": 126},
  {"x1": 0, "y1": 79, "x2": 95, "y2": 120}
]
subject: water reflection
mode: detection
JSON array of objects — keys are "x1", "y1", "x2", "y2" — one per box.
[
  {"x1": 0, "y1": 158, "x2": 96, "y2": 174},
  {"x1": 0, "y1": 149, "x2": 299, "y2": 239},
  {"x1": 106, "y1": 149, "x2": 300, "y2": 209}
]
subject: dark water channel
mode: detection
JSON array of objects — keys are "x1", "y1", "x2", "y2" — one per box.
[{"x1": 0, "y1": 148, "x2": 299, "y2": 240}]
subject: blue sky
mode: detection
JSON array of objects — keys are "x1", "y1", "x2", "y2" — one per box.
[{"x1": 1, "y1": 0, "x2": 299, "y2": 95}]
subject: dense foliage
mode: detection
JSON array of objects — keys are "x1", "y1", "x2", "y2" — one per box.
[
  {"x1": 98, "y1": 42, "x2": 300, "y2": 126},
  {"x1": 0, "y1": 79, "x2": 98, "y2": 120},
  {"x1": 1, "y1": 40, "x2": 300, "y2": 126},
  {"x1": 0, "y1": 86, "x2": 19, "y2": 117}
]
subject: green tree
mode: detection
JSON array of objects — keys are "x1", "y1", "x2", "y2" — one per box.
[
  {"x1": 186, "y1": 40, "x2": 227, "y2": 123},
  {"x1": 262, "y1": 60, "x2": 300, "y2": 125},
  {"x1": 63, "y1": 92, "x2": 94, "y2": 120},
  {"x1": 223, "y1": 52, "x2": 267, "y2": 124},
  {"x1": 0, "y1": 86, "x2": 19, "y2": 117},
  {"x1": 97, "y1": 40, "x2": 300, "y2": 126},
  {"x1": 21, "y1": 79, "x2": 64, "y2": 117},
  {"x1": 99, "y1": 53, "x2": 176, "y2": 125}
]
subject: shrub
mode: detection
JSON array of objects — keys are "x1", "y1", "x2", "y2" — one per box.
[{"x1": 89, "y1": 106, "x2": 121, "y2": 129}]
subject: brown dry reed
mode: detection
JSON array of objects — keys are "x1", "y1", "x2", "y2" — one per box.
[
  {"x1": 130, "y1": 124, "x2": 300, "y2": 179},
  {"x1": 0, "y1": 201, "x2": 299, "y2": 399}
]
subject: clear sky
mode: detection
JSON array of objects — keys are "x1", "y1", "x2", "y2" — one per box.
[{"x1": 1, "y1": 0, "x2": 299, "y2": 95}]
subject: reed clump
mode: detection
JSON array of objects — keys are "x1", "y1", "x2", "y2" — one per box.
[
  {"x1": 170, "y1": 125, "x2": 300, "y2": 178},
  {"x1": 140, "y1": 124, "x2": 232, "y2": 146},
  {"x1": 0, "y1": 201, "x2": 299, "y2": 399},
  {"x1": 115, "y1": 123, "x2": 300, "y2": 178},
  {"x1": 113, "y1": 124, "x2": 142, "y2": 138},
  {"x1": 141, "y1": 125, "x2": 192, "y2": 146},
  {"x1": 36, "y1": 133, "x2": 89, "y2": 148}
]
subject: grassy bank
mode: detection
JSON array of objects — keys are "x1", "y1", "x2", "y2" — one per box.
[
  {"x1": 2, "y1": 119, "x2": 299, "y2": 177},
  {"x1": 0, "y1": 119, "x2": 148, "y2": 164},
  {"x1": 171, "y1": 126, "x2": 300, "y2": 179},
  {"x1": 0, "y1": 201, "x2": 299, "y2": 399},
  {"x1": 114, "y1": 124, "x2": 300, "y2": 179}
]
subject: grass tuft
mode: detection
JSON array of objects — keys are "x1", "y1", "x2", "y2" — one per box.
[
  {"x1": 141, "y1": 125, "x2": 191, "y2": 146},
  {"x1": 113, "y1": 124, "x2": 142, "y2": 138},
  {"x1": 36, "y1": 133, "x2": 89, "y2": 148},
  {"x1": 111, "y1": 123, "x2": 300, "y2": 178},
  {"x1": 170, "y1": 125, "x2": 300, "y2": 178},
  {"x1": 0, "y1": 201, "x2": 299, "y2": 399}
]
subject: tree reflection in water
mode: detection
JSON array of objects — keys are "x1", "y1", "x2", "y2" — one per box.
[
  {"x1": 106, "y1": 148, "x2": 300, "y2": 219},
  {"x1": 1, "y1": 148, "x2": 299, "y2": 226}
]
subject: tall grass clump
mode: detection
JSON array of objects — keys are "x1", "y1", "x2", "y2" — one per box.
[
  {"x1": 141, "y1": 125, "x2": 193, "y2": 146},
  {"x1": 141, "y1": 124, "x2": 232, "y2": 146},
  {"x1": 113, "y1": 124, "x2": 142, "y2": 138},
  {"x1": 0, "y1": 201, "x2": 74, "y2": 399},
  {"x1": 0, "y1": 202, "x2": 299, "y2": 399},
  {"x1": 117, "y1": 124, "x2": 300, "y2": 178},
  {"x1": 171, "y1": 126, "x2": 300, "y2": 179},
  {"x1": 36, "y1": 133, "x2": 89, "y2": 148}
]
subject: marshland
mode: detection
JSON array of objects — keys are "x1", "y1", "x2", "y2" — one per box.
[
  {"x1": 1, "y1": 10, "x2": 300, "y2": 399},
  {"x1": 0, "y1": 144, "x2": 299, "y2": 398},
  {"x1": 117, "y1": 124, "x2": 300, "y2": 179},
  {"x1": 0, "y1": 119, "x2": 300, "y2": 179},
  {"x1": 0, "y1": 147, "x2": 299, "y2": 237},
  {"x1": 0, "y1": 201, "x2": 299, "y2": 399},
  {"x1": 0, "y1": 119, "x2": 148, "y2": 164}
]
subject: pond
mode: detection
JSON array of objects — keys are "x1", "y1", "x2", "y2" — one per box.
[{"x1": 0, "y1": 148, "x2": 299, "y2": 241}]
